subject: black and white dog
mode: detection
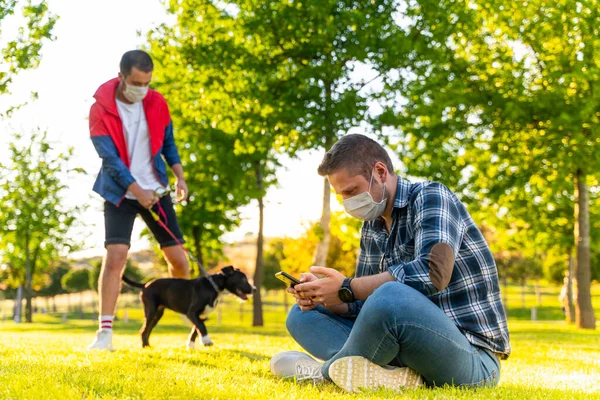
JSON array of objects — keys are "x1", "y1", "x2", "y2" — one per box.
[{"x1": 122, "y1": 266, "x2": 255, "y2": 348}]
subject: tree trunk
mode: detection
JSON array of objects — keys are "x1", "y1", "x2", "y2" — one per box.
[
  {"x1": 192, "y1": 225, "x2": 205, "y2": 277},
  {"x1": 313, "y1": 79, "x2": 335, "y2": 268},
  {"x1": 79, "y1": 292, "x2": 84, "y2": 319},
  {"x1": 520, "y1": 279, "x2": 526, "y2": 309},
  {"x1": 14, "y1": 286, "x2": 23, "y2": 323},
  {"x1": 24, "y1": 232, "x2": 33, "y2": 323},
  {"x1": 566, "y1": 249, "x2": 576, "y2": 324},
  {"x1": 52, "y1": 296, "x2": 57, "y2": 313},
  {"x1": 252, "y1": 163, "x2": 265, "y2": 327},
  {"x1": 312, "y1": 177, "x2": 332, "y2": 267},
  {"x1": 534, "y1": 280, "x2": 542, "y2": 306},
  {"x1": 573, "y1": 169, "x2": 596, "y2": 329}
]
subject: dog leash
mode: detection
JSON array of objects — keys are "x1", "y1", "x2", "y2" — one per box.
[{"x1": 148, "y1": 188, "x2": 221, "y2": 293}]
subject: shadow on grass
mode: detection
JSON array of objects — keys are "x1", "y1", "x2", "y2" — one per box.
[
  {"x1": 228, "y1": 349, "x2": 271, "y2": 361},
  {"x1": 506, "y1": 306, "x2": 565, "y2": 321},
  {"x1": 510, "y1": 328, "x2": 600, "y2": 341},
  {"x1": 0, "y1": 312, "x2": 288, "y2": 338}
]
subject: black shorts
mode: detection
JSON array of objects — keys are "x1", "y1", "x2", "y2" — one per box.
[{"x1": 104, "y1": 196, "x2": 185, "y2": 248}]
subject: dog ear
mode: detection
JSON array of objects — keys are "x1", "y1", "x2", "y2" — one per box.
[{"x1": 221, "y1": 266, "x2": 234, "y2": 275}]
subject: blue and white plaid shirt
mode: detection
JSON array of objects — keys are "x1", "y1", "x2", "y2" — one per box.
[{"x1": 346, "y1": 177, "x2": 511, "y2": 358}]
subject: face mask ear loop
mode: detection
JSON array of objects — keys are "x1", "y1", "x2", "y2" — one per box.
[{"x1": 368, "y1": 167, "x2": 375, "y2": 193}]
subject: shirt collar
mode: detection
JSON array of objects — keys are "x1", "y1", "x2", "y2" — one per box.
[{"x1": 393, "y1": 176, "x2": 412, "y2": 209}]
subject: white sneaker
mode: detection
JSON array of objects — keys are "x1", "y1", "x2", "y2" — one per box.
[
  {"x1": 294, "y1": 357, "x2": 325, "y2": 383},
  {"x1": 87, "y1": 329, "x2": 114, "y2": 351},
  {"x1": 329, "y1": 356, "x2": 423, "y2": 392},
  {"x1": 270, "y1": 351, "x2": 317, "y2": 378}
]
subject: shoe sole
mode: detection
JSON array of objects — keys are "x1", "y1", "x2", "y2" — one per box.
[{"x1": 329, "y1": 356, "x2": 423, "y2": 392}]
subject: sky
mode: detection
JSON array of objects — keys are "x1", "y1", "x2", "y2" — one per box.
[{"x1": 0, "y1": 0, "x2": 352, "y2": 258}]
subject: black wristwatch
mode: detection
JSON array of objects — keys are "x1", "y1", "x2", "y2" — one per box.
[{"x1": 338, "y1": 277, "x2": 355, "y2": 303}]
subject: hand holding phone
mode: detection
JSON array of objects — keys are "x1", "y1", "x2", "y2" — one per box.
[{"x1": 275, "y1": 271, "x2": 301, "y2": 288}]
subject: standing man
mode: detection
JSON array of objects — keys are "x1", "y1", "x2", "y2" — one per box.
[
  {"x1": 270, "y1": 134, "x2": 510, "y2": 392},
  {"x1": 88, "y1": 50, "x2": 189, "y2": 351}
]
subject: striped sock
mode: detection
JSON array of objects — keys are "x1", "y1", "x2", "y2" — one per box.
[{"x1": 99, "y1": 315, "x2": 114, "y2": 331}]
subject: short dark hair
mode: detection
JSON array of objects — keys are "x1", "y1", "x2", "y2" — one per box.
[
  {"x1": 317, "y1": 134, "x2": 395, "y2": 179},
  {"x1": 120, "y1": 50, "x2": 153, "y2": 77}
]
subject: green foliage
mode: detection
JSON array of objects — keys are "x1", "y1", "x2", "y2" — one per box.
[
  {"x1": 37, "y1": 262, "x2": 70, "y2": 298},
  {"x1": 262, "y1": 239, "x2": 284, "y2": 291},
  {"x1": 496, "y1": 252, "x2": 543, "y2": 284},
  {"x1": 88, "y1": 260, "x2": 102, "y2": 292},
  {"x1": 369, "y1": 0, "x2": 600, "y2": 326},
  {"x1": 60, "y1": 268, "x2": 89, "y2": 293},
  {"x1": 0, "y1": 0, "x2": 57, "y2": 106},
  {"x1": 120, "y1": 260, "x2": 146, "y2": 294},
  {"x1": 542, "y1": 250, "x2": 570, "y2": 285},
  {"x1": 0, "y1": 131, "x2": 85, "y2": 322},
  {"x1": 371, "y1": 0, "x2": 600, "y2": 252},
  {"x1": 281, "y1": 211, "x2": 361, "y2": 278},
  {"x1": 87, "y1": 258, "x2": 145, "y2": 294}
]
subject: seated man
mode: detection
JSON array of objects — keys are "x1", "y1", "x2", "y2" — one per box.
[{"x1": 271, "y1": 134, "x2": 510, "y2": 392}]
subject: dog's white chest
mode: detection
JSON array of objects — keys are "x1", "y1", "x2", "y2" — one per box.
[{"x1": 200, "y1": 295, "x2": 221, "y2": 319}]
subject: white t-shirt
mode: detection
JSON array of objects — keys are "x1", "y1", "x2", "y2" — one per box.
[{"x1": 116, "y1": 98, "x2": 162, "y2": 199}]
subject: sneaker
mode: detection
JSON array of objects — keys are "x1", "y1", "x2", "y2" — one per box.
[
  {"x1": 329, "y1": 356, "x2": 423, "y2": 392},
  {"x1": 87, "y1": 329, "x2": 114, "y2": 351},
  {"x1": 294, "y1": 357, "x2": 325, "y2": 383},
  {"x1": 270, "y1": 351, "x2": 317, "y2": 378}
]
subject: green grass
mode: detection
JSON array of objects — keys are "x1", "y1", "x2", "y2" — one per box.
[{"x1": 1, "y1": 289, "x2": 600, "y2": 400}]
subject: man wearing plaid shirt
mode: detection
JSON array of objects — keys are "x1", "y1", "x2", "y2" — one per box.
[{"x1": 270, "y1": 134, "x2": 510, "y2": 392}]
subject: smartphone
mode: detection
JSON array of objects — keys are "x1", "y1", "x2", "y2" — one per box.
[{"x1": 275, "y1": 271, "x2": 301, "y2": 288}]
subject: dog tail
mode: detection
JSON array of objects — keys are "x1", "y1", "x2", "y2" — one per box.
[{"x1": 122, "y1": 275, "x2": 146, "y2": 289}]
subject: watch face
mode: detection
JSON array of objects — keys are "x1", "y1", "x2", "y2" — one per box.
[
  {"x1": 338, "y1": 287, "x2": 353, "y2": 303},
  {"x1": 155, "y1": 187, "x2": 167, "y2": 197}
]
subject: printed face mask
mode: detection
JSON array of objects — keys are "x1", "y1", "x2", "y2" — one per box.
[{"x1": 342, "y1": 169, "x2": 387, "y2": 221}]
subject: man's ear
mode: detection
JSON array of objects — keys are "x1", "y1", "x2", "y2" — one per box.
[
  {"x1": 374, "y1": 161, "x2": 388, "y2": 182},
  {"x1": 221, "y1": 266, "x2": 234, "y2": 275}
]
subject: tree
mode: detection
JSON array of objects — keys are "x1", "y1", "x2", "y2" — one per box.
[
  {"x1": 237, "y1": 0, "x2": 408, "y2": 269},
  {"x1": 0, "y1": 131, "x2": 84, "y2": 322},
  {"x1": 88, "y1": 260, "x2": 102, "y2": 292},
  {"x1": 120, "y1": 260, "x2": 146, "y2": 294},
  {"x1": 262, "y1": 239, "x2": 284, "y2": 292},
  {"x1": 61, "y1": 268, "x2": 90, "y2": 316},
  {"x1": 262, "y1": 239, "x2": 290, "y2": 312},
  {"x1": 146, "y1": 1, "x2": 287, "y2": 326},
  {"x1": 281, "y1": 211, "x2": 362, "y2": 278},
  {"x1": 374, "y1": 0, "x2": 597, "y2": 329},
  {"x1": 0, "y1": 0, "x2": 57, "y2": 111},
  {"x1": 37, "y1": 262, "x2": 70, "y2": 312}
]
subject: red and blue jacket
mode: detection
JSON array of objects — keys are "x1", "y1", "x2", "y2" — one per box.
[{"x1": 89, "y1": 78, "x2": 181, "y2": 206}]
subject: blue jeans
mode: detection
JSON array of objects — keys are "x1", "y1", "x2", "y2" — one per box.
[{"x1": 286, "y1": 281, "x2": 500, "y2": 387}]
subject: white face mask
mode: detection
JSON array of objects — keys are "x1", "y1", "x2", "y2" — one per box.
[
  {"x1": 123, "y1": 81, "x2": 148, "y2": 103},
  {"x1": 342, "y1": 169, "x2": 388, "y2": 221}
]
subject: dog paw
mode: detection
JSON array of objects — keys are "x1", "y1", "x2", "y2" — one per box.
[
  {"x1": 186, "y1": 341, "x2": 196, "y2": 350},
  {"x1": 201, "y1": 335, "x2": 213, "y2": 346}
]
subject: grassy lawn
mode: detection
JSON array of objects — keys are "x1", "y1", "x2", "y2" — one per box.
[{"x1": 1, "y1": 287, "x2": 599, "y2": 399}]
